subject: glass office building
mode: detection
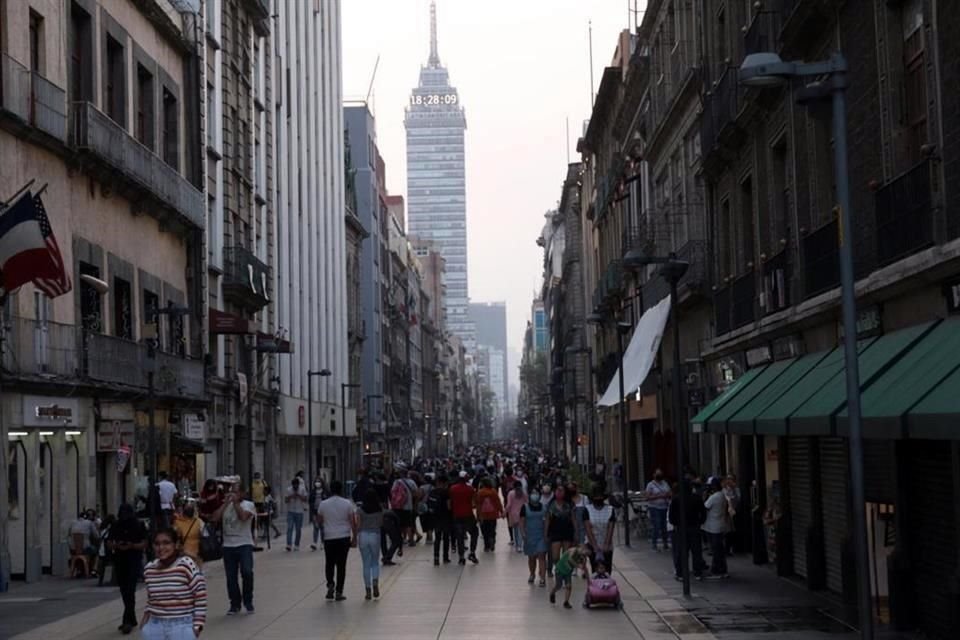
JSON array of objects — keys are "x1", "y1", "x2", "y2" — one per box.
[{"x1": 404, "y1": 2, "x2": 474, "y2": 345}]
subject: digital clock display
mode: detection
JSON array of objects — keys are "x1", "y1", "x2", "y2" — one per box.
[{"x1": 410, "y1": 93, "x2": 458, "y2": 106}]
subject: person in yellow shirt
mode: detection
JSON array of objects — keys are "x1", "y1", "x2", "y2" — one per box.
[{"x1": 174, "y1": 502, "x2": 204, "y2": 567}]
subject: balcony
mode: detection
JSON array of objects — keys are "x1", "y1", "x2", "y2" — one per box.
[
  {"x1": 2, "y1": 317, "x2": 78, "y2": 377},
  {"x1": 69, "y1": 101, "x2": 204, "y2": 231},
  {"x1": 875, "y1": 158, "x2": 936, "y2": 266},
  {"x1": 731, "y1": 271, "x2": 757, "y2": 329},
  {"x1": 603, "y1": 260, "x2": 625, "y2": 305},
  {"x1": 0, "y1": 53, "x2": 67, "y2": 143},
  {"x1": 223, "y1": 246, "x2": 271, "y2": 311},
  {"x1": 802, "y1": 218, "x2": 840, "y2": 298},
  {"x1": 640, "y1": 240, "x2": 708, "y2": 308},
  {"x1": 622, "y1": 223, "x2": 656, "y2": 263},
  {"x1": 82, "y1": 332, "x2": 204, "y2": 399},
  {"x1": 715, "y1": 285, "x2": 732, "y2": 336},
  {"x1": 701, "y1": 66, "x2": 745, "y2": 173},
  {"x1": 760, "y1": 248, "x2": 791, "y2": 315}
]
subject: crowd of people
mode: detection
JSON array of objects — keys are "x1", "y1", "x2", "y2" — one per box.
[{"x1": 70, "y1": 443, "x2": 757, "y2": 636}]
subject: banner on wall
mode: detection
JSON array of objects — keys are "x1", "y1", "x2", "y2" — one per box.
[{"x1": 116, "y1": 445, "x2": 131, "y2": 472}]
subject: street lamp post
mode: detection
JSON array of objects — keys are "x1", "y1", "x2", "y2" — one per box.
[
  {"x1": 739, "y1": 52, "x2": 871, "y2": 639},
  {"x1": 306, "y1": 369, "x2": 332, "y2": 483}
]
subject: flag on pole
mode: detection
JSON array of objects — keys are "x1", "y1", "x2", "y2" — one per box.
[{"x1": 0, "y1": 190, "x2": 72, "y2": 299}]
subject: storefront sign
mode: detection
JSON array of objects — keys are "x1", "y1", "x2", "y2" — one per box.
[
  {"x1": 183, "y1": 414, "x2": 205, "y2": 441},
  {"x1": 745, "y1": 345, "x2": 773, "y2": 367},
  {"x1": 687, "y1": 388, "x2": 705, "y2": 407},
  {"x1": 209, "y1": 308, "x2": 253, "y2": 335},
  {"x1": 97, "y1": 420, "x2": 135, "y2": 452},
  {"x1": 856, "y1": 306, "x2": 883, "y2": 338},
  {"x1": 22, "y1": 396, "x2": 81, "y2": 427}
]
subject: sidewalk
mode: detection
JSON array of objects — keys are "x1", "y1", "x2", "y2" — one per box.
[{"x1": 614, "y1": 538, "x2": 920, "y2": 640}]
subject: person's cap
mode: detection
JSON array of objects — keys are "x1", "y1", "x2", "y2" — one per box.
[{"x1": 459, "y1": 470, "x2": 468, "y2": 478}]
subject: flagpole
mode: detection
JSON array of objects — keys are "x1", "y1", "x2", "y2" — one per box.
[{"x1": 0, "y1": 179, "x2": 36, "y2": 209}]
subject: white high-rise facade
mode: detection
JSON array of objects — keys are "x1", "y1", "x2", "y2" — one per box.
[
  {"x1": 272, "y1": 0, "x2": 351, "y2": 480},
  {"x1": 405, "y1": 1, "x2": 474, "y2": 346}
]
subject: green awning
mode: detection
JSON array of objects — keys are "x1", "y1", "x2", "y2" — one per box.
[
  {"x1": 690, "y1": 365, "x2": 767, "y2": 434},
  {"x1": 708, "y1": 359, "x2": 796, "y2": 435},
  {"x1": 909, "y1": 365, "x2": 960, "y2": 439},
  {"x1": 727, "y1": 350, "x2": 831, "y2": 435},
  {"x1": 753, "y1": 338, "x2": 876, "y2": 436},
  {"x1": 837, "y1": 318, "x2": 960, "y2": 439},
  {"x1": 791, "y1": 323, "x2": 935, "y2": 435}
]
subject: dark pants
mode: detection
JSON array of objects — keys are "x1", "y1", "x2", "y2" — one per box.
[
  {"x1": 672, "y1": 528, "x2": 707, "y2": 577},
  {"x1": 114, "y1": 553, "x2": 140, "y2": 627},
  {"x1": 324, "y1": 537, "x2": 351, "y2": 594},
  {"x1": 223, "y1": 545, "x2": 254, "y2": 610},
  {"x1": 480, "y1": 519, "x2": 497, "y2": 550},
  {"x1": 381, "y1": 527, "x2": 402, "y2": 561},
  {"x1": 453, "y1": 516, "x2": 478, "y2": 558},
  {"x1": 709, "y1": 532, "x2": 728, "y2": 575},
  {"x1": 433, "y1": 519, "x2": 451, "y2": 560}
]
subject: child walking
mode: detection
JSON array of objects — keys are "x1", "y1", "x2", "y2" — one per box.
[{"x1": 549, "y1": 545, "x2": 588, "y2": 609}]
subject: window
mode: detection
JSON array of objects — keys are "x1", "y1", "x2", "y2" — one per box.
[
  {"x1": 206, "y1": 82, "x2": 216, "y2": 148},
  {"x1": 771, "y1": 139, "x2": 790, "y2": 249},
  {"x1": 79, "y1": 262, "x2": 102, "y2": 332},
  {"x1": 901, "y1": 0, "x2": 927, "y2": 166},
  {"x1": 719, "y1": 198, "x2": 733, "y2": 278},
  {"x1": 69, "y1": 3, "x2": 94, "y2": 102},
  {"x1": 113, "y1": 277, "x2": 133, "y2": 339},
  {"x1": 136, "y1": 65, "x2": 154, "y2": 150},
  {"x1": 168, "y1": 300, "x2": 185, "y2": 356},
  {"x1": 740, "y1": 176, "x2": 755, "y2": 267},
  {"x1": 29, "y1": 10, "x2": 44, "y2": 74},
  {"x1": 162, "y1": 87, "x2": 178, "y2": 169},
  {"x1": 143, "y1": 289, "x2": 159, "y2": 342},
  {"x1": 105, "y1": 35, "x2": 125, "y2": 125}
]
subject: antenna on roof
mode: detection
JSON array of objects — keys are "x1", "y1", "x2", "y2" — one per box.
[{"x1": 365, "y1": 54, "x2": 381, "y2": 105}]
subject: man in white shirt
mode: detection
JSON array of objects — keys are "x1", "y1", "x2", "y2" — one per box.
[
  {"x1": 645, "y1": 469, "x2": 672, "y2": 552},
  {"x1": 156, "y1": 471, "x2": 178, "y2": 528},
  {"x1": 214, "y1": 483, "x2": 257, "y2": 614},
  {"x1": 316, "y1": 481, "x2": 358, "y2": 601},
  {"x1": 702, "y1": 478, "x2": 731, "y2": 578},
  {"x1": 284, "y1": 477, "x2": 308, "y2": 551}
]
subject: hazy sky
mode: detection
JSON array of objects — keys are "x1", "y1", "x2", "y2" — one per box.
[{"x1": 342, "y1": 0, "x2": 637, "y2": 389}]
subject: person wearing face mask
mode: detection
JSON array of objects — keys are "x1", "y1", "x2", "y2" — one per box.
[
  {"x1": 285, "y1": 477, "x2": 308, "y2": 551},
  {"x1": 584, "y1": 490, "x2": 617, "y2": 573},
  {"x1": 174, "y1": 501, "x2": 204, "y2": 566},
  {"x1": 309, "y1": 476, "x2": 328, "y2": 551},
  {"x1": 521, "y1": 489, "x2": 548, "y2": 586},
  {"x1": 546, "y1": 486, "x2": 576, "y2": 570},
  {"x1": 645, "y1": 469, "x2": 672, "y2": 552}
]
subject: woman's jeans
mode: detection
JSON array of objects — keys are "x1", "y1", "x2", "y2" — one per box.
[
  {"x1": 141, "y1": 615, "x2": 194, "y2": 640},
  {"x1": 649, "y1": 507, "x2": 668, "y2": 549},
  {"x1": 359, "y1": 530, "x2": 381, "y2": 588},
  {"x1": 512, "y1": 524, "x2": 524, "y2": 550},
  {"x1": 286, "y1": 512, "x2": 304, "y2": 547}
]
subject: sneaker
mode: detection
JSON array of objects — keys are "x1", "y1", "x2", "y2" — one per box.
[
  {"x1": 285, "y1": 546, "x2": 291, "y2": 552},
  {"x1": 326, "y1": 590, "x2": 335, "y2": 601},
  {"x1": 458, "y1": 558, "x2": 466, "y2": 565},
  {"x1": 310, "y1": 544, "x2": 317, "y2": 551},
  {"x1": 335, "y1": 594, "x2": 347, "y2": 602},
  {"x1": 549, "y1": 592, "x2": 556, "y2": 604},
  {"x1": 528, "y1": 574, "x2": 535, "y2": 584},
  {"x1": 227, "y1": 608, "x2": 241, "y2": 616},
  {"x1": 245, "y1": 606, "x2": 255, "y2": 614},
  {"x1": 562, "y1": 601, "x2": 572, "y2": 610},
  {"x1": 468, "y1": 554, "x2": 479, "y2": 564},
  {"x1": 539, "y1": 579, "x2": 546, "y2": 587}
]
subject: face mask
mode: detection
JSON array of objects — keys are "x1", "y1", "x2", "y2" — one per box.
[
  {"x1": 529, "y1": 494, "x2": 541, "y2": 505},
  {"x1": 315, "y1": 482, "x2": 322, "y2": 489},
  {"x1": 555, "y1": 490, "x2": 564, "y2": 500},
  {"x1": 655, "y1": 474, "x2": 663, "y2": 481}
]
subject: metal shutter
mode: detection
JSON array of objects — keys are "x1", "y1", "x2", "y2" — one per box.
[
  {"x1": 788, "y1": 436, "x2": 811, "y2": 578},
  {"x1": 906, "y1": 440, "x2": 956, "y2": 639},
  {"x1": 863, "y1": 440, "x2": 895, "y2": 504},
  {"x1": 819, "y1": 437, "x2": 849, "y2": 594}
]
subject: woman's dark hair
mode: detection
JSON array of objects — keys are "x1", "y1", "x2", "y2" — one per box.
[
  {"x1": 153, "y1": 526, "x2": 181, "y2": 546},
  {"x1": 361, "y1": 489, "x2": 382, "y2": 513},
  {"x1": 203, "y1": 479, "x2": 217, "y2": 492}
]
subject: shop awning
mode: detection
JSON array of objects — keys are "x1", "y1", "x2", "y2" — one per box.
[
  {"x1": 836, "y1": 318, "x2": 960, "y2": 439},
  {"x1": 753, "y1": 339, "x2": 876, "y2": 436},
  {"x1": 726, "y1": 351, "x2": 831, "y2": 434},
  {"x1": 171, "y1": 435, "x2": 206, "y2": 454},
  {"x1": 690, "y1": 365, "x2": 768, "y2": 434},
  {"x1": 790, "y1": 322, "x2": 935, "y2": 435},
  {"x1": 706, "y1": 359, "x2": 798, "y2": 434},
  {"x1": 598, "y1": 296, "x2": 672, "y2": 407}
]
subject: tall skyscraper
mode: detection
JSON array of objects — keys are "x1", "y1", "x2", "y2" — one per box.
[
  {"x1": 405, "y1": 1, "x2": 474, "y2": 345},
  {"x1": 470, "y1": 302, "x2": 509, "y2": 414}
]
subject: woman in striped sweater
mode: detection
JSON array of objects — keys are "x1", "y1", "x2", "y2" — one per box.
[{"x1": 141, "y1": 527, "x2": 207, "y2": 639}]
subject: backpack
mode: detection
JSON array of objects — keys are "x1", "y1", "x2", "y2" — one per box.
[
  {"x1": 199, "y1": 522, "x2": 223, "y2": 562},
  {"x1": 390, "y1": 480, "x2": 410, "y2": 510},
  {"x1": 479, "y1": 494, "x2": 498, "y2": 517},
  {"x1": 426, "y1": 490, "x2": 445, "y2": 515}
]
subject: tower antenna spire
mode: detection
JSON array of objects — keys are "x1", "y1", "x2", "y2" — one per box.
[{"x1": 429, "y1": 1, "x2": 440, "y2": 66}]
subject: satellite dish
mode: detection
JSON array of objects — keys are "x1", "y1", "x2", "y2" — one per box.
[{"x1": 80, "y1": 274, "x2": 109, "y2": 295}]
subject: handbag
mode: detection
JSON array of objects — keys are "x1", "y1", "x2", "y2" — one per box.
[{"x1": 199, "y1": 522, "x2": 223, "y2": 562}]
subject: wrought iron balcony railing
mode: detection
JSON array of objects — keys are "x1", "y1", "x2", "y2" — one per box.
[
  {"x1": 731, "y1": 271, "x2": 757, "y2": 329},
  {"x1": 0, "y1": 53, "x2": 67, "y2": 142},
  {"x1": 802, "y1": 218, "x2": 841, "y2": 298},
  {"x1": 761, "y1": 248, "x2": 791, "y2": 315},
  {"x1": 1, "y1": 317, "x2": 78, "y2": 377},
  {"x1": 875, "y1": 158, "x2": 936, "y2": 266},
  {"x1": 69, "y1": 101, "x2": 204, "y2": 230},
  {"x1": 714, "y1": 285, "x2": 732, "y2": 337},
  {"x1": 223, "y1": 246, "x2": 271, "y2": 311}
]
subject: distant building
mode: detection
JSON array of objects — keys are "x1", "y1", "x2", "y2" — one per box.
[{"x1": 470, "y1": 302, "x2": 509, "y2": 416}]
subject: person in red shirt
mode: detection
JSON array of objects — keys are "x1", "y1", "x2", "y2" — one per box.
[{"x1": 449, "y1": 471, "x2": 479, "y2": 564}]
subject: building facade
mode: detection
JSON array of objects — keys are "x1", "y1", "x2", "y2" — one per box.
[
  {"x1": 469, "y1": 301, "x2": 509, "y2": 420},
  {"x1": 404, "y1": 1, "x2": 473, "y2": 346}
]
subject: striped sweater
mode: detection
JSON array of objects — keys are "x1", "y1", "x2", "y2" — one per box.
[{"x1": 143, "y1": 555, "x2": 207, "y2": 626}]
